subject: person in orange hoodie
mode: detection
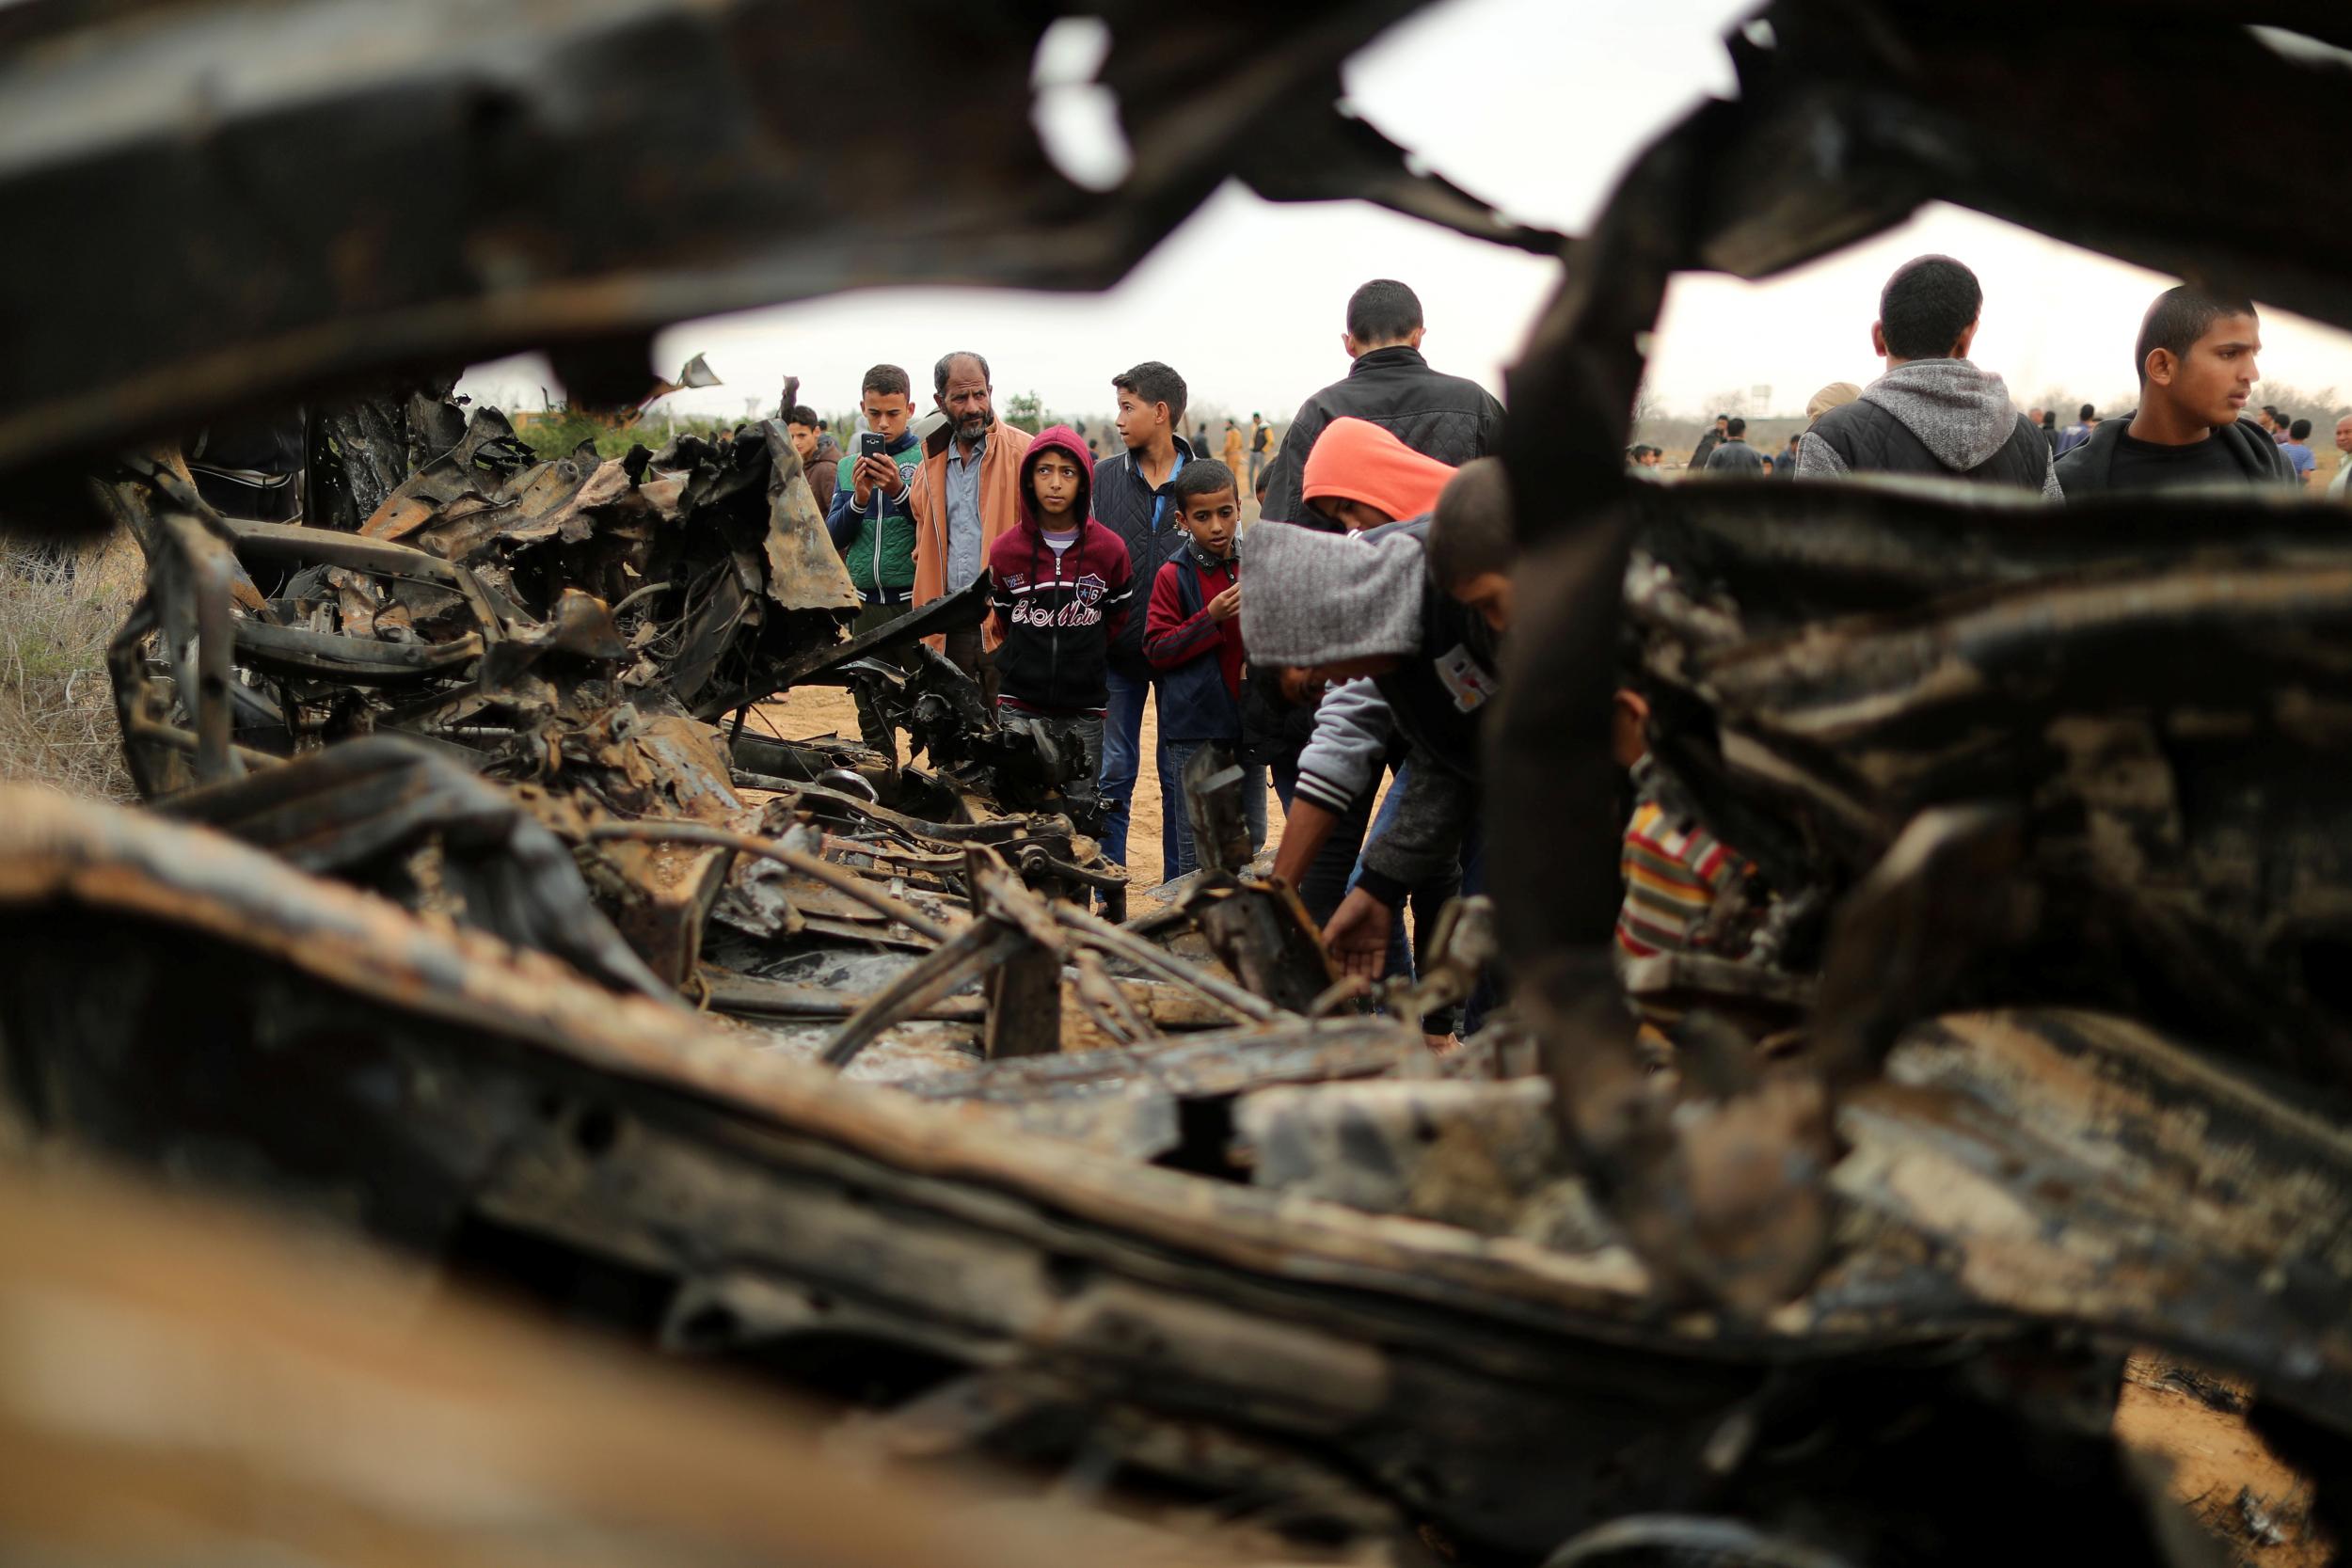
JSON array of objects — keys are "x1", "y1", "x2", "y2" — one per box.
[
  {"x1": 1293, "y1": 415, "x2": 1457, "y2": 534},
  {"x1": 905, "y1": 351, "x2": 1034, "y2": 699},
  {"x1": 1254, "y1": 417, "x2": 1461, "y2": 1031}
]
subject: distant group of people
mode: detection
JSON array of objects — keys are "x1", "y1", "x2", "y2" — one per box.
[
  {"x1": 1654, "y1": 253, "x2": 2330, "y2": 500},
  {"x1": 791, "y1": 283, "x2": 1507, "y2": 1044}
]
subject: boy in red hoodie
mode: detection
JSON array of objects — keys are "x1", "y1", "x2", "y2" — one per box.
[
  {"x1": 986, "y1": 425, "x2": 1136, "y2": 837},
  {"x1": 1143, "y1": 459, "x2": 1265, "y2": 879}
]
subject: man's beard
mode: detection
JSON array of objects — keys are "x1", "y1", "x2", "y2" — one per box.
[{"x1": 957, "y1": 409, "x2": 994, "y2": 441}]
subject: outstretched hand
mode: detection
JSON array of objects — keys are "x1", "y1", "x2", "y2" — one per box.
[{"x1": 1323, "y1": 887, "x2": 1392, "y2": 981}]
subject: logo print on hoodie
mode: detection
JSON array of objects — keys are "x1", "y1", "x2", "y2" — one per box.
[{"x1": 1012, "y1": 572, "x2": 1109, "y2": 629}]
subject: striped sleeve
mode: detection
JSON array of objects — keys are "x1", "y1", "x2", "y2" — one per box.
[{"x1": 1614, "y1": 801, "x2": 1741, "y2": 959}]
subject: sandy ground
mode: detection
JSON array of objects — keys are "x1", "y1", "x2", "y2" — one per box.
[{"x1": 2117, "y1": 1360, "x2": 2332, "y2": 1564}]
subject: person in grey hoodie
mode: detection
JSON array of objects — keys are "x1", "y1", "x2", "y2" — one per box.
[
  {"x1": 1794, "y1": 254, "x2": 2061, "y2": 497},
  {"x1": 1243, "y1": 468, "x2": 1502, "y2": 1005}
]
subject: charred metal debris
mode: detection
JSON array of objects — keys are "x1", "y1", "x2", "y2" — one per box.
[{"x1": 5, "y1": 2, "x2": 2352, "y2": 1564}]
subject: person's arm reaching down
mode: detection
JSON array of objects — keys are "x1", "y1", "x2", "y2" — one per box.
[
  {"x1": 1273, "y1": 678, "x2": 1392, "y2": 888},
  {"x1": 1325, "y1": 749, "x2": 1474, "y2": 979}
]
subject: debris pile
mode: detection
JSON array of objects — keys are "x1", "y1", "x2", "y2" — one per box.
[{"x1": 1, "y1": 0, "x2": 2350, "y2": 1563}]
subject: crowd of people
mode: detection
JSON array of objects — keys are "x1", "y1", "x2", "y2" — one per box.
[
  {"x1": 785, "y1": 258, "x2": 2344, "y2": 1052},
  {"x1": 784, "y1": 279, "x2": 1503, "y2": 1046},
  {"x1": 1659, "y1": 255, "x2": 2344, "y2": 497}
]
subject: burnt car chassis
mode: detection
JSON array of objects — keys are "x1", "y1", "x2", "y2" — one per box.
[{"x1": 6, "y1": 0, "x2": 2352, "y2": 1562}]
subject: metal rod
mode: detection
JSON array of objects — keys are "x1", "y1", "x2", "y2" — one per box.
[
  {"x1": 1050, "y1": 903, "x2": 1279, "y2": 1024},
  {"x1": 577, "y1": 820, "x2": 958, "y2": 943},
  {"x1": 822, "y1": 920, "x2": 1028, "y2": 1069}
]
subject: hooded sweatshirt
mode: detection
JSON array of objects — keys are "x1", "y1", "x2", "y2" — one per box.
[
  {"x1": 1796, "y1": 359, "x2": 2061, "y2": 498},
  {"x1": 986, "y1": 425, "x2": 1135, "y2": 715},
  {"x1": 1301, "y1": 417, "x2": 1457, "y2": 523},
  {"x1": 1246, "y1": 519, "x2": 1494, "y2": 909}
]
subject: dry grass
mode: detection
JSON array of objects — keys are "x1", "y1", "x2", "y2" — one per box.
[{"x1": 0, "y1": 533, "x2": 141, "y2": 802}]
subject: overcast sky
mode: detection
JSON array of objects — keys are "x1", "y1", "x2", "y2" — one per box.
[{"x1": 460, "y1": 0, "x2": 2352, "y2": 424}]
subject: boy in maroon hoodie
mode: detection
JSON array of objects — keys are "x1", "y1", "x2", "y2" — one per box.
[
  {"x1": 1143, "y1": 459, "x2": 1265, "y2": 878},
  {"x1": 987, "y1": 424, "x2": 1136, "y2": 839}
]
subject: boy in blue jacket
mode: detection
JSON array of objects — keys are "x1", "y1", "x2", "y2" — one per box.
[{"x1": 1143, "y1": 460, "x2": 1266, "y2": 879}]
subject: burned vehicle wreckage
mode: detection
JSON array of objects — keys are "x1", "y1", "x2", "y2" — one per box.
[{"x1": 4, "y1": 0, "x2": 2352, "y2": 1563}]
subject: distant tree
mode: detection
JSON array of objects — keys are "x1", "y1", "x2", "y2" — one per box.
[
  {"x1": 1005, "y1": 390, "x2": 1045, "y2": 435},
  {"x1": 1629, "y1": 381, "x2": 1663, "y2": 438}
]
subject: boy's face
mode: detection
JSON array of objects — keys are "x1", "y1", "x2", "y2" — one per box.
[
  {"x1": 1449, "y1": 570, "x2": 1514, "y2": 636},
  {"x1": 861, "y1": 391, "x2": 913, "y2": 441},
  {"x1": 786, "y1": 421, "x2": 817, "y2": 460},
  {"x1": 1312, "y1": 497, "x2": 1393, "y2": 533},
  {"x1": 2151, "y1": 311, "x2": 2260, "y2": 428},
  {"x1": 1030, "y1": 451, "x2": 1085, "y2": 518},
  {"x1": 1114, "y1": 389, "x2": 1169, "y2": 451},
  {"x1": 1177, "y1": 486, "x2": 1239, "y2": 556}
]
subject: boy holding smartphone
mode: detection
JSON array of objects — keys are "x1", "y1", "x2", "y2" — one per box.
[{"x1": 824, "y1": 364, "x2": 924, "y2": 760}]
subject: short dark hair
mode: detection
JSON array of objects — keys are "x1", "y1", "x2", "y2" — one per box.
[
  {"x1": 1111, "y1": 360, "x2": 1187, "y2": 425},
  {"x1": 1725, "y1": 417, "x2": 1747, "y2": 437},
  {"x1": 862, "y1": 363, "x2": 911, "y2": 401},
  {"x1": 1171, "y1": 459, "x2": 1237, "y2": 508},
  {"x1": 1253, "y1": 460, "x2": 1272, "y2": 499},
  {"x1": 933, "y1": 351, "x2": 991, "y2": 397},
  {"x1": 2135, "y1": 286, "x2": 2256, "y2": 386},
  {"x1": 1714, "y1": 413, "x2": 1730, "y2": 424},
  {"x1": 2264, "y1": 404, "x2": 2282, "y2": 420},
  {"x1": 1427, "y1": 459, "x2": 1516, "y2": 594},
  {"x1": 785, "y1": 404, "x2": 818, "y2": 428},
  {"x1": 1879, "y1": 254, "x2": 1982, "y2": 360},
  {"x1": 2041, "y1": 410, "x2": 2057, "y2": 429},
  {"x1": 2079, "y1": 403, "x2": 2096, "y2": 420},
  {"x1": 1345, "y1": 279, "x2": 1423, "y2": 345},
  {"x1": 2293, "y1": 418, "x2": 2313, "y2": 441}
]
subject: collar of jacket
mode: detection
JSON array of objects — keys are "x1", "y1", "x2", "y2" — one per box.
[
  {"x1": 923, "y1": 420, "x2": 994, "y2": 461},
  {"x1": 1184, "y1": 536, "x2": 1234, "y2": 573},
  {"x1": 1346, "y1": 345, "x2": 1429, "y2": 378},
  {"x1": 1117, "y1": 433, "x2": 1197, "y2": 482},
  {"x1": 2072, "y1": 413, "x2": 2278, "y2": 485}
]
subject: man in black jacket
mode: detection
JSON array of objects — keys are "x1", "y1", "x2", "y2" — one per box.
[
  {"x1": 1704, "y1": 417, "x2": 1767, "y2": 476},
  {"x1": 2055, "y1": 286, "x2": 2297, "y2": 496},
  {"x1": 1688, "y1": 414, "x2": 1729, "y2": 471},
  {"x1": 1257, "y1": 279, "x2": 1506, "y2": 526},
  {"x1": 1794, "y1": 254, "x2": 2058, "y2": 494}
]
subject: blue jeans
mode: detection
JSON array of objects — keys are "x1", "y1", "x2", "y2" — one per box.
[
  {"x1": 1160, "y1": 739, "x2": 1268, "y2": 879},
  {"x1": 1098, "y1": 666, "x2": 1178, "y2": 877},
  {"x1": 1347, "y1": 764, "x2": 1477, "y2": 1029}
]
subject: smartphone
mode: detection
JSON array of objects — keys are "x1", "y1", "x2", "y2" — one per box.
[{"x1": 859, "y1": 432, "x2": 886, "y2": 460}]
